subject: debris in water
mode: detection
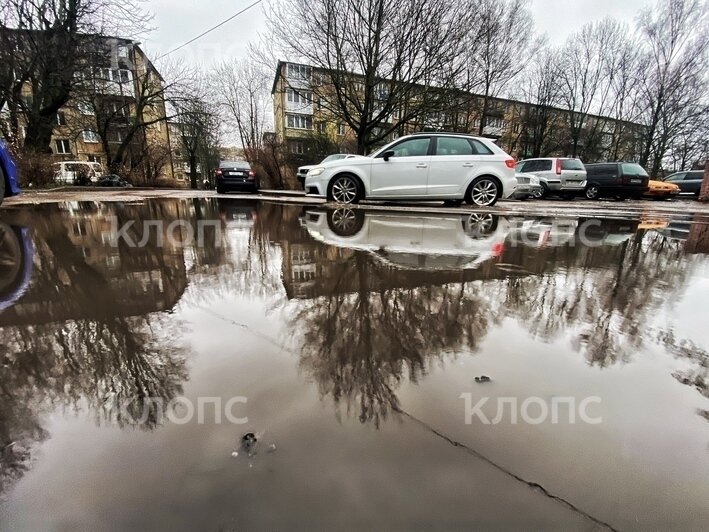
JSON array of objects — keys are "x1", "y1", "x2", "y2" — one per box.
[
  {"x1": 475, "y1": 376, "x2": 492, "y2": 383},
  {"x1": 231, "y1": 451, "x2": 239, "y2": 458},
  {"x1": 266, "y1": 444, "x2": 277, "y2": 454}
]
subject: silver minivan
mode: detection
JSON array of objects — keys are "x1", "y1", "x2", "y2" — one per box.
[{"x1": 515, "y1": 158, "x2": 587, "y2": 199}]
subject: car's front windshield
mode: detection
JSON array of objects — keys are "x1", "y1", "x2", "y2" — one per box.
[{"x1": 321, "y1": 154, "x2": 346, "y2": 163}]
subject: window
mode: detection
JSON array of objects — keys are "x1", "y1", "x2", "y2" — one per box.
[
  {"x1": 522, "y1": 159, "x2": 553, "y2": 172},
  {"x1": 55, "y1": 139, "x2": 71, "y2": 154},
  {"x1": 289, "y1": 141, "x2": 305, "y2": 154},
  {"x1": 385, "y1": 137, "x2": 430, "y2": 158},
  {"x1": 318, "y1": 122, "x2": 326, "y2": 134},
  {"x1": 112, "y1": 69, "x2": 131, "y2": 84},
  {"x1": 286, "y1": 114, "x2": 313, "y2": 130},
  {"x1": 686, "y1": 171, "x2": 703, "y2": 181},
  {"x1": 470, "y1": 139, "x2": 493, "y2": 155},
  {"x1": 435, "y1": 137, "x2": 474, "y2": 156},
  {"x1": 286, "y1": 89, "x2": 312, "y2": 105},
  {"x1": 82, "y1": 130, "x2": 99, "y2": 143},
  {"x1": 620, "y1": 163, "x2": 648, "y2": 177},
  {"x1": 109, "y1": 101, "x2": 130, "y2": 117},
  {"x1": 117, "y1": 44, "x2": 128, "y2": 58},
  {"x1": 287, "y1": 63, "x2": 311, "y2": 80},
  {"x1": 665, "y1": 173, "x2": 686, "y2": 183},
  {"x1": 56, "y1": 112, "x2": 67, "y2": 126},
  {"x1": 87, "y1": 155, "x2": 101, "y2": 163},
  {"x1": 337, "y1": 124, "x2": 346, "y2": 136},
  {"x1": 511, "y1": 123, "x2": 521, "y2": 134},
  {"x1": 78, "y1": 102, "x2": 94, "y2": 115},
  {"x1": 560, "y1": 159, "x2": 585, "y2": 171}
]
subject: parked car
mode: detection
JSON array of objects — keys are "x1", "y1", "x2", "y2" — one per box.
[
  {"x1": 53, "y1": 161, "x2": 105, "y2": 185},
  {"x1": 511, "y1": 172, "x2": 542, "y2": 200},
  {"x1": 583, "y1": 162, "x2": 650, "y2": 200},
  {"x1": 304, "y1": 133, "x2": 517, "y2": 206},
  {"x1": 0, "y1": 138, "x2": 21, "y2": 207},
  {"x1": 663, "y1": 170, "x2": 704, "y2": 196},
  {"x1": 297, "y1": 154, "x2": 364, "y2": 188},
  {"x1": 216, "y1": 160, "x2": 258, "y2": 194},
  {"x1": 514, "y1": 157, "x2": 587, "y2": 199},
  {"x1": 644, "y1": 179, "x2": 680, "y2": 199},
  {"x1": 97, "y1": 174, "x2": 133, "y2": 188}
]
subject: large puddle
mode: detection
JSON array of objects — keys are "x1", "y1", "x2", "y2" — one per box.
[{"x1": 0, "y1": 199, "x2": 708, "y2": 530}]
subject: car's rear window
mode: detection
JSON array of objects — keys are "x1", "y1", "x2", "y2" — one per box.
[
  {"x1": 561, "y1": 159, "x2": 585, "y2": 171},
  {"x1": 688, "y1": 171, "x2": 703, "y2": 179},
  {"x1": 621, "y1": 163, "x2": 649, "y2": 177},
  {"x1": 220, "y1": 160, "x2": 250, "y2": 169},
  {"x1": 522, "y1": 159, "x2": 553, "y2": 172}
]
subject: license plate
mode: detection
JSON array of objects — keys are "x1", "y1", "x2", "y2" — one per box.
[{"x1": 631, "y1": 178, "x2": 642, "y2": 184}]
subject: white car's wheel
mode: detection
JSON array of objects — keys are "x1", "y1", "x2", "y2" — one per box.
[
  {"x1": 466, "y1": 177, "x2": 501, "y2": 207},
  {"x1": 328, "y1": 174, "x2": 361, "y2": 204}
]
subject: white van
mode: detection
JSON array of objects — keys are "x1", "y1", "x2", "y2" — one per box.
[{"x1": 53, "y1": 161, "x2": 105, "y2": 185}]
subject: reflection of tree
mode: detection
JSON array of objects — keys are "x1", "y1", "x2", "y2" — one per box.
[
  {"x1": 294, "y1": 253, "x2": 496, "y2": 427},
  {"x1": 496, "y1": 230, "x2": 693, "y2": 367},
  {"x1": 284, "y1": 212, "x2": 708, "y2": 427},
  {"x1": 0, "y1": 201, "x2": 191, "y2": 495}
]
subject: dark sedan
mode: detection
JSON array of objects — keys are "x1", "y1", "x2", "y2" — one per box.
[
  {"x1": 216, "y1": 161, "x2": 258, "y2": 194},
  {"x1": 97, "y1": 174, "x2": 133, "y2": 187},
  {"x1": 664, "y1": 170, "x2": 704, "y2": 196}
]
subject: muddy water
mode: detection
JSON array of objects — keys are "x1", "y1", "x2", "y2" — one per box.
[{"x1": 0, "y1": 199, "x2": 708, "y2": 531}]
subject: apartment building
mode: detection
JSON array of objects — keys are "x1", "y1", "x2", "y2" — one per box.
[
  {"x1": 3, "y1": 32, "x2": 176, "y2": 182},
  {"x1": 271, "y1": 61, "x2": 645, "y2": 167}
]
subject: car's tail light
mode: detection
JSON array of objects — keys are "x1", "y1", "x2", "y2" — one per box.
[
  {"x1": 491, "y1": 242, "x2": 505, "y2": 257},
  {"x1": 505, "y1": 159, "x2": 515, "y2": 169},
  {"x1": 248, "y1": 170, "x2": 256, "y2": 180},
  {"x1": 555, "y1": 159, "x2": 562, "y2": 175},
  {"x1": 216, "y1": 169, "x2": 222, "y2": 176}
]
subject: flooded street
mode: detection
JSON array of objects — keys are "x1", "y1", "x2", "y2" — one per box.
[{"x1": 1, "y1": 198, "x2": 709, "y2": 531}]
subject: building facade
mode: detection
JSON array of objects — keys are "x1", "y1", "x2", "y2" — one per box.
[
  {"x1": 2, "y1": 33, "x2": 177, "y2": 183},
  {"x1": 271, "y1": 61, "x2": 645, "y2": 170}
]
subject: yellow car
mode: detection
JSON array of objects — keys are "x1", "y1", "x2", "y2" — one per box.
[{"x1": 644, "y1": 179, "x2": 680, "y2": 199}]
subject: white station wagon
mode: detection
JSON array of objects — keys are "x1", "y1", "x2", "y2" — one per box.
[{"x1": 304, "y1": 133, "x2": 517, "y2": 206}]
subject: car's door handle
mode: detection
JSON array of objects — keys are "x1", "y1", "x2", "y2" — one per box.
[
  {"x1": 416, "y1": 164, "x2": 428, "y2": 169},
  {"x1": 462, "y1": 163, "x2": 475, "y2": 168}
]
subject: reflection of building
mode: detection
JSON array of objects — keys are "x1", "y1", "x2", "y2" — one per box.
[{"x1": 0, "y1": 202, "x2": 188, "y2": 326}]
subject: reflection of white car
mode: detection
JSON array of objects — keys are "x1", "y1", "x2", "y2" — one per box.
[
  {"x1": 507, "y1": 218, "x2": 579, "y2": 248},
  {"x1": 303, "y1": 208, "x2": 511, "y2": 270},
  {"x1": 304, "y1": 133, "x2": 517, "y2": 206}
]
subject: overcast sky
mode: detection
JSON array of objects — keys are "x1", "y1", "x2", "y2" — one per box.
[{"x1": 142, "y1": 0, "x2": 650, "y2": 66}]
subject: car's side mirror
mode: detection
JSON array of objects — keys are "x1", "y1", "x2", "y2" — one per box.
[{"x1": 382, "y1": 150, "x2": 395, "y2": 162}]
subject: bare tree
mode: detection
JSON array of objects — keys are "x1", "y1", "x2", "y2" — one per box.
[
  {"x1": 267, "y1": 0, "x2": 470, "y2": 154},
  {"x1": 214, "y1": 57, "x2": 270, "y2": 161},
  {"x1": 462, "y1": 0, "x2": 538, "y2": 136},
  {"x1": 172, "y1": 86, "x2": 220, "y2": 189},
  {"x1": 637, "y1": 0, "x2": 709, "y2": 177},
  {"x1": 557, "y1": 19, "x2": 622, "y2": 158},
  {"x1": 518, "y1": 47, "x2": 563, "y2": 158},
  {"x1": 0, "y1": 0, "x2": 152, "y2": 153}
]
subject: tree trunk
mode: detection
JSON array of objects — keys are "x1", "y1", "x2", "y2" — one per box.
[
  {"x1": 23, "y1": 116, "x2": 56, "y2": 154},
  {"x1": 189, "y1": 155, "x2": 198, "y2": 190},
  {"x1": 699, "y1": 160, "x2": 709, "y2": 202}
]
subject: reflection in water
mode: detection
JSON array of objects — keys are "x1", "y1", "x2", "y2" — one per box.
[{"x1": 0, "y1": 200, "x2": 708, "y2": 505}]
